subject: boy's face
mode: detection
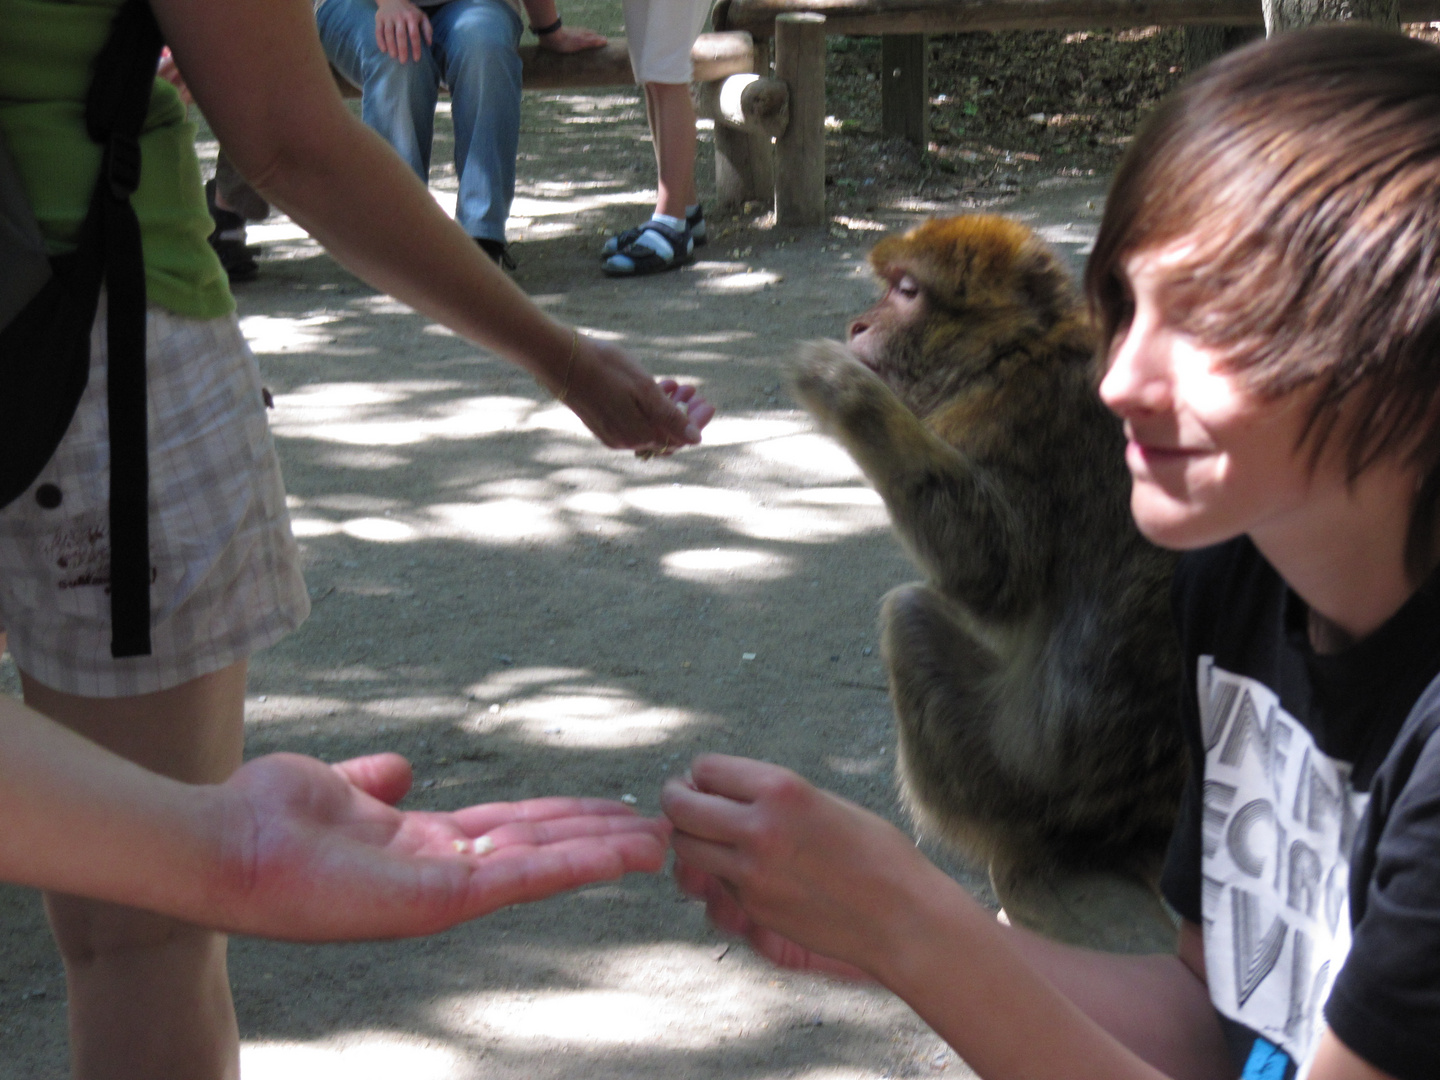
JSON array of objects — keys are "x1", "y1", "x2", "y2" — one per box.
[{"x1": 1098, "y1": 243, "x2": 1333, "y2": 552}]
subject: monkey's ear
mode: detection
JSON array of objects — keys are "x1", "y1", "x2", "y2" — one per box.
[{"x1": 1012, "y1": 234, "x2": 1080, "y2": 329}]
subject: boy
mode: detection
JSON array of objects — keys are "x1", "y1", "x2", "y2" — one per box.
[{"x1": 661, "y1": 27, "x2": 1440, "y2": 1080}]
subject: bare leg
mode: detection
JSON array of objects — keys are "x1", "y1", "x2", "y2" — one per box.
[
  {"x1": 643, "y1": 81, "x2": 698, "y2": 218},
  {"x1": 22, "y1": 662, "x2": 247, "y2": 1080}
]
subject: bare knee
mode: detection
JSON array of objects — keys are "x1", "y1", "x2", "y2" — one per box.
[{"x1": 45, "y1": 893, "x2": 219, "y2": 967}]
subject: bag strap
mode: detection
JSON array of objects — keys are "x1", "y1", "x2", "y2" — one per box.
[{"x1": 85, "y1": 0, "x2": 164, "y2": 658}]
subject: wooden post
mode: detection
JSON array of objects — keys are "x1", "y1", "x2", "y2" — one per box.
[
  {"x1": 881, "y1": 34, "x2": 928, "y2": 147},
  {"x1": 774, "y1": 12, "x2": 826, "y2": 226},
  {"x1": 695, "y1": 75, "x2": 789, "y2": 137},
  {"x1": 713, "y1": 37, "x2": 775, "y2": 212}
]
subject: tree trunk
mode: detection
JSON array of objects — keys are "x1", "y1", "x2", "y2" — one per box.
[
  {"x1": 1182, "y1": 26, "x2": 1262, "y2": 72},
  {"x1": 1262, "y1": 0, "x2": 1398, "y2": 33}
]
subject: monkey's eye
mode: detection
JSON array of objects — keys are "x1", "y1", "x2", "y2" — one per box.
[{"x1": 894, "y1": 274, "x2": 921, "y2": 301}]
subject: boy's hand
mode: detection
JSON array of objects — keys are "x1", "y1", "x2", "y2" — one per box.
[
  {"x1": 674, "y1": 857, "x2": 872, "y2": 980},
  {"x1": 212, "y1": 751, "x2": 670, "y2": 940},
  {"x1": 661, "y1": 754, "x2": 931, "y2": 978},
  {"x1": 375, "y1": 0, "x2": 432, "y2": 62}
]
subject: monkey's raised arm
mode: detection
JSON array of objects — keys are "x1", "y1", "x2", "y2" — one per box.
[{"x1": 793, "y1": 340, "x2": 1043, "y2": 619}]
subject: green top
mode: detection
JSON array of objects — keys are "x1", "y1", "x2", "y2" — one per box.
[{"x1": 0, "y1": 0, "x2": 233, "y2": 318}]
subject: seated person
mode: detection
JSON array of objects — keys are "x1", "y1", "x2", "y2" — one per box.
[
  {"x1": 663, "y1": 27, "x2": 1440, "y2": 1080},
  {"x1": 317, "y1": 0, "x2": 603, "y2": 266}
]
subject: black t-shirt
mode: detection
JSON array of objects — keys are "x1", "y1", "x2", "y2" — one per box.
[{"x1": 1161, "y1": 538, "x2": 1440, "y2": 1080}]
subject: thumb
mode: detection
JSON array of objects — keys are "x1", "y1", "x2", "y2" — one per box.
[{"x1": 332, "y1": 753, "x2": 414, "y2": 805}]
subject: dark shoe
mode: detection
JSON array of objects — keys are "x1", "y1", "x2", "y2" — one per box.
[
  {"x1": 602, "y1": 205, "x2": 706, "y2": 259},
  {"x1": 601, "y1": 220, "x2": 693, "y2": 277},
  {"x1": 476, "y1": 237, "x2": 517, "y2": 271},
  {"x1": 206, "y1": 179, "x2": 258, "y2": 283}
]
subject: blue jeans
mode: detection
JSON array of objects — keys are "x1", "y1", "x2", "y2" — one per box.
[{"x1": 318, "y1": 0, "x2": 523, "y2": 242}]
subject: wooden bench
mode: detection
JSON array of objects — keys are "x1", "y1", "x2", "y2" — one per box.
[
  {"x1": 707, "y1": 0, "x2": 1440, "y2": 225},
  {"x1": 341, "y1": 2, "x2": 1440, "y2": 229}
]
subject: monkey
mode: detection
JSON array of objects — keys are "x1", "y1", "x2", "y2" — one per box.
[{"x1": 791, "y1": 215, "x2": 1186, "y2": 952}]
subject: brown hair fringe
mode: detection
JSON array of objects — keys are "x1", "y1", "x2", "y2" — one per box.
[{"x1": 1086, "y1": 26, "x2": 1440, "y2": 578}]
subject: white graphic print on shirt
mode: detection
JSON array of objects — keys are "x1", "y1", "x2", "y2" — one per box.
[{"x1": 1196, "y1": 657, "x2": 1369, "y2": 1075}]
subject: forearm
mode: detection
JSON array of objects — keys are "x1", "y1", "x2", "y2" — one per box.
[
  {"x1": 0, "y1": 696, "x2": 224, "y2": 917},
  {"x1": 870, "y1": 865, "x2": 1223, "y2": 1080},
  {"x1": 993, "y1": 921, "x2": 1231, "y2": 1080},
  {"x1": 249, "y1": 119, "x2": 572, "y2": 391},
  {"x1": 155, "y1": 0, "x2": 574, "y2": 393}
]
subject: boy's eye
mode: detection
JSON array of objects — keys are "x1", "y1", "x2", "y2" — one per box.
[{"x1": 1109, "y1": 275, "x2": 1135, "y2": 332}]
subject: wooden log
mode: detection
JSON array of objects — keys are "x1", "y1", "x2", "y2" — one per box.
[
  {"x1": 719, "y1": 0, "x2": 1440, "y2": 36},
  {"x1": 713, "y1": 39, "x2": 776, "y2": 211},
  {"x1": 690, "y1": 30, "x2": 760, "y2": 80},
  {"x1": 695, "y1": 74, "x2": 790, "y2": 136},
  {"x1": 881, "y1": 34, "x2": 928, "y2": 147},
  {"x1": 518, "y1": 32, "x2": 756, "y2": 87},
  {"x1": 334, "y1": 33, "x2": 756, "y2": 95},
  {"x1": 774, "y1": 12, "x2": 827, "y2": 226}
]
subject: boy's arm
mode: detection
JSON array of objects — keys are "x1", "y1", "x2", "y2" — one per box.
[
  {"x1": 663, "y1": 755, "x2": 1232, "y2": 1080},
  {"x1": 0, "y1": 694, "x2": 668, "y2": 939}
]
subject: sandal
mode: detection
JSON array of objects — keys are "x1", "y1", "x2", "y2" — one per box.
[
  {"x1": 601, "y1": 205, "x2": 706, "y2": 259},
  {"x1": 601, "y1": 219, "x2": 694, "y2": 277}
]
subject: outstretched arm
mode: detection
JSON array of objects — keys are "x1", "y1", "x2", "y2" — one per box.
[
  {"x1": 152, "y1": 0, "x2": 706, "y2": 453},
  {"x1": 662, "y1": 754, "x2": 1230, "y2": 1080},
  {"x1": 0, "y1": 695, "x2": 668, "y2": 939}
]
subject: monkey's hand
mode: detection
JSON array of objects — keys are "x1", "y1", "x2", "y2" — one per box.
[
  {"x1": 792, "y1": 339, "x2": 950, "y2": 498},
  {"x1": 791, "y1": 339, "x2": 900, "y2": 435}
]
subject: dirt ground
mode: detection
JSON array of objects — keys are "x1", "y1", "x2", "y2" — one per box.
[{"x1": 0, "y1": 17, "x2": 1138, "y2": 1078}]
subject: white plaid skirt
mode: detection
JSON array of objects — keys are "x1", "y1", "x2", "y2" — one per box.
[{"x1": 0, "y1": 302, "x2": 310, "y2": 697}]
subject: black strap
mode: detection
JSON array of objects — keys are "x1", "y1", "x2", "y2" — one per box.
[{"x1": 86, "y1": 0, "x2": 164, "y2": 658}]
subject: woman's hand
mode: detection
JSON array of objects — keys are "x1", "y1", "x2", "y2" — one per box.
[
  {"x1": 661, "y1": 754, "x2": 934, "y2": 977},
  {"x1": 212, "y1": 751, "x2": 670, "y2": 940},
  {"x1": 557, "y1": 335, "x2": 715, "y2": 452},
  {"x1": 375, "y1": 0, "x2": 432, "y2": 62},
  {"x1": 537, "y1": 24, "x2": 607, "y2": 53}
]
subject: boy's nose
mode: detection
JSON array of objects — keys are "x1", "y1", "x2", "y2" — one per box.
[{"x1": 1099, "y1": 325, "x2": 1171, "y2": 416}]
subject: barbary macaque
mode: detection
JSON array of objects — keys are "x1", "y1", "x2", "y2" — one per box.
[{"x1": 793, "y1": 215, "x2": 1185, "y2": 951}]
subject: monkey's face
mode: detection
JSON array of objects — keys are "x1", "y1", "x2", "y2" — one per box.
[
  {"x1": 849, "y1": 270, "x2": 927, "y2": 365},
  {"x1": 846, "y1": 269, "x2": 934, "y2": 410}
]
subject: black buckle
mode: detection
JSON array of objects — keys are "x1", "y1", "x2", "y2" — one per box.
[{"x1": 106, "y1": 135, "x2": 142, "y2": 199}]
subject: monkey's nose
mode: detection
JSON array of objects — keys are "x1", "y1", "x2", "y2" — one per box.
[{"x1": 847, "y1": 318, "x2": 870, "y2": 342}]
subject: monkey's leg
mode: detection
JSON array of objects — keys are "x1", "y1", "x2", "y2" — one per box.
[
  {"x1": 988, "y1": 857, "x2": 1179, "y2": 955},
  {"x1": 883, "y1": 584, "x2": 1178, "y2": 954},
  {"x1": 794, "y1": 342, "x2": 1030, "y2": 614},
  {"x1": 881, "y1": 583, "x2": 1025, "y2": 862}
]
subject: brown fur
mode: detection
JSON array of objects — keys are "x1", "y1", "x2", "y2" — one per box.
[{"x1": 793, "y1": 216, "x2": 1186, "y2": 942}]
